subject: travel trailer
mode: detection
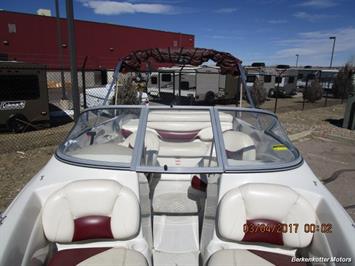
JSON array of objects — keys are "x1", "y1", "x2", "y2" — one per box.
[
  {"x1": 296, "y1": 68, "x2": 339, "y2": 95},
  {"x1": 245, "y1": 66, "x2": 277, "y2": 97},
  {"x1": 147, "y1": 65, "x2": 237, "y2": 104},
  {"x1": 0, "y1": 48, "x2": 354, "y2": 266},
  {"x1": 296, "y1": 68, "x2": 318, "y2": 91},
  {"x1": 319, "y1": 69, "x2": 339, "y2": 94},
  {"x1": 0, "y1": 61, "x2": 49, "y2": 132},
  {"x1": 273, "y1": 67, "x2": 298, "y2": 97}
]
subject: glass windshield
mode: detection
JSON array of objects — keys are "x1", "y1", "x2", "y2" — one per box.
[
  {"x1": 138, "y1": 109, "x2": 221, "y2": 172},
  {"x1": 60, "y1": 107, "x2": 142, "y2": 167},
  {"x1": 217, "y1": 109, "x2": 299, "y2": 169},
  {"x1": 57, "y1": 106, "x2": 301, "y2": 172}
]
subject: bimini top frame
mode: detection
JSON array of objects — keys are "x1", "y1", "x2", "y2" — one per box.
[{"x1": 103, "y1": 47, "x2": 255, "y2": 107}]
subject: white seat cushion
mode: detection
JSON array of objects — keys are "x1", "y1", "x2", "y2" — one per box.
[
  {"x1": 77, "y1": 248, "x2": 148, "y2": 266},
  {"x1": 158, "y1": 141, "x2": 208, "y2": 157},
  {"x1": 223, "y1": 131, "x2": 256, "y2": 160},
  {"x1": 42, "y1": 179, "x2": 140, "y2": 243},
  {"x1": 217, "y1": 183, "x2": 316, "y2": 248},
  {"x1": 208, "y1": 249, "x2": 302, "y2": 266},
  {"x1": 208, "y1": 249, "x2": 272, "y2": 266}
]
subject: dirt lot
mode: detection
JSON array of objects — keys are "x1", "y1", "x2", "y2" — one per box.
[
  {"x1": 0, "y1": 101, "x2": 354, "y2": 221},
  {"x1": 0, "y1": 145, "x2": 56, "y2": 210}
]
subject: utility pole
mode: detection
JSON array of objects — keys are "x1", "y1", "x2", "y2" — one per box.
[
  {"x1": 295, "y1": 54, "x2": 299, "y2": 67},
  {"x1": 55, "y1": 0, "x2": 67, "y2": 99},
  {"x1": 66, "y1": 0, "x2": 80, "y2": 120}
]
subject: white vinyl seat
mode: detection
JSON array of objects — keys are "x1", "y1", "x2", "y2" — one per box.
[
  {"x1": 207, "y1": 183, "x2": 316, "y2": 266},
  {"x1": 223, "y1": 131, "x2": 256, "y2": 160},
  {"x1": 42, "y1": 179, "x2": 148, "y2": 266}
]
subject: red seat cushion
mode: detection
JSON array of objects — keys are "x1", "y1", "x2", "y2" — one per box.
[
  {"x1": 48, "y1": 248, "x2": 109, "y2": 266},
  {"x1": 72, "y1": 215, "x2": 114, "y2": 242},
  {"x1": 242, "y1": 219, "x2": 284, "y2": 245}
]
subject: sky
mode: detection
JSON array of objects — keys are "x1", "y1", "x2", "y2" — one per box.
[{"x1": 1, "y1": 0, "x2": 355, "y2": 66}]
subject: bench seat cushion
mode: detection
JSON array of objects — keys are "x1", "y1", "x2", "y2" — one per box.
[{"x1": 48, "y1": 248, "x2": 148, "y2": 266}]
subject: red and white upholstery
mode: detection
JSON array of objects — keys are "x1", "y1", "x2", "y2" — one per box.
[
  {"x1": 208, "y1": 183, "x2": 316, "y2": 266},
  {"x1": 42, "y1": 179, "x2": 147, "y2": 266}
]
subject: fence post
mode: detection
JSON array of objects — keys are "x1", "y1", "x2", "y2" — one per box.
[
  {"x1": 303, "y1": 78, "x2": 308, "y2": 110},
  {"x1": 324, "y1": 76, "x2": 329, "y2": 107},
  {"x1": 274, "y1": 76, "x2": 280, "y2": 113},
  {"x1": 81, "y1": 56, "x2": 88, "y2": 109}
]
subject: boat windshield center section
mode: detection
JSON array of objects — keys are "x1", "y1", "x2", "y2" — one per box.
[{"x1": 57, "y1": 106, "x2": 301, "y2": 173}]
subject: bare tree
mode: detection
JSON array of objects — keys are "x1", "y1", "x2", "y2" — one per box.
[
  {"x1": 111, "y1": 75, "x2": 139, "y2": 105},
  {"x1": 303, "y1": 79, "x2": 322, "y2": 103},
  {"x1": 249, "y1": 76, "x2": 267, "y2": 107},
  {"x1": 332, "y1": 63, "x2": 354, "y2": 99}
]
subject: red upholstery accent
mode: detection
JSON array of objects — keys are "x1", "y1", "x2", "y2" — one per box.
[
  {"x1": 191, "y1": 175, "x2": 207, "y2": 192},
  {"x1": 48, "y1": 248, "x2": 110, "y2": 266},
  {"x1": 242, "y1": 219, "x2": 283, "y2": 245},
  {"x1": 157, "y1": 129, "x2": 199, "y2": 141},
  {"x1": 121, "y1": 128, "x2": 132, "y2": 138},
  {"x1": 72, "y1": 216, "x2": 113, "y2": 242},
  {"x1": 249, "y1": 250, "x2": 306, "y2": 266}
]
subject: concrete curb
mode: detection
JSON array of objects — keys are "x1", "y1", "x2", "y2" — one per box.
[{"x1": 289, "y1": 130, "x2": 313, "y2": 142}]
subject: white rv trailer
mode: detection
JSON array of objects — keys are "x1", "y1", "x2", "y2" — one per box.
[
  {"x1": 296, "y1": 68, "x2": 318, "y2": 91},
  {"x1": 273, "y1": 67, "x2": 298, "y2": 96},
  {"x1": 319, "y1": 69, "x2": 339, "y2": 93},
  {"x1": 245, "y1": 67, "x2": 277, "y2": 97},
  {"x1": 147, "y1": 65, "x2": 233, "y2": 104},
  {"x1": 296, "y1": 68, "x2": 339, "y2": 94}
]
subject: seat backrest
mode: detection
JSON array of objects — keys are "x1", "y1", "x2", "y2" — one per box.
[
  {"x1": 217, "y1": 183, "x2": 316, "y2": 248},
  {"x1": 223, "y1": 131, "x2": 256, "y2": 160},
  {"x1": 42, "y1": 179, "x2": 140, "y2": 243}
]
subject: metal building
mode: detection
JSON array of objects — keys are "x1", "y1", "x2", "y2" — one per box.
[{"x1": 0, "y1": 11, "x2": 195, "y2": 69}]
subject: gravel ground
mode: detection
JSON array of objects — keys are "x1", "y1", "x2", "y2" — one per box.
[
  {"x1": 0, "y1": 146, "x2": 56, "y2": 211},
  {"x1": 0, "y1": 102, "x2": 354, "y2": 219}
]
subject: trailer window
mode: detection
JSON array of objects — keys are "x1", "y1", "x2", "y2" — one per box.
[
  {"x1": 180, "y1": 81, "x2": 189, "y2": 90},
  {"x1": 151, "y1": 76, "x2": 158, "y2": 85},
  {"x1": 288, "y1": 76, "x2": 295, "y2": 83},
  {"x1": 246, "y1": 75, "x2": 256, "y2": 82},
  {"x1": 297, "y1": 73, "x2": 303, "y2": 79},
  {"x1": 264, "y1": 75, "x2": 272, "y2": 83},
  {"x1": 0, "y1": 75, "x2": 40, "y2": 101},
  {"x1": 307, "y1": 74, "x2": 315, "y2": 80},
  {"x1": 161, "y1": 74, "x2": 172, "y2": 82},
  {"x1": 275, "y1": 76, "x2": 282, "y2": 83}
]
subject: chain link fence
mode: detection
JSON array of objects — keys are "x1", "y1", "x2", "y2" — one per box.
[
  {"x1": 0, "y1": 63, "x2": 350, "y2": 154},
  {"x1": 244, "y1": 71, "x2": 346, "y2": 113},
  {"x1": 0, "y1": 63, "x2": 110, "y2": 153}
]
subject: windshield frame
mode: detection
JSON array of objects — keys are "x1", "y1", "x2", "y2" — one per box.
[{"x1": 55, "y1": 105, "x2": 303, "y2": 173}]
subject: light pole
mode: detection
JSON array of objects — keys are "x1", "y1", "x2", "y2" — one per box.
[
  {"x1": 329, "y1": 36, "x2": 336, "y2": 68},
  {"x1": 325, "y1": 36, "x2": 336, "y2": 107},
  {"x1": 66, "y1": 0, "x2": 80, "y2": 121},
  {"x1": 55, "y1": 0, "x2": 67, "y2": 100},
  {"x1": 295, "y1": 54, "x2": 299, "y2": 67}
]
